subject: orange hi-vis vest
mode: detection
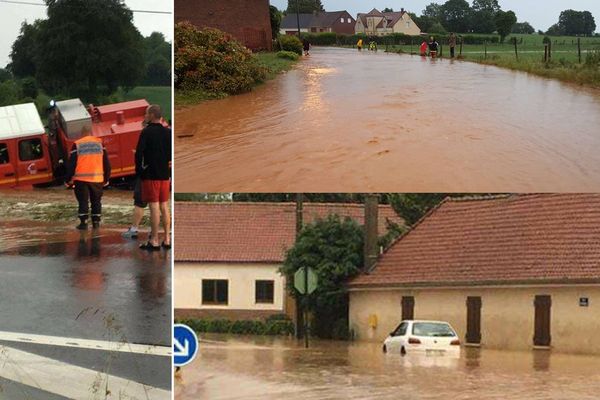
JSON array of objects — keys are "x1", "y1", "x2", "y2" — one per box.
[{"x1": 74, "y1": 136, "x2": 104, "y2": 183}]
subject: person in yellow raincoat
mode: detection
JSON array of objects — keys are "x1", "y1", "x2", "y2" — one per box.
[{"x1": 357, "y1": 39, "x2": 363, "y2": 51}]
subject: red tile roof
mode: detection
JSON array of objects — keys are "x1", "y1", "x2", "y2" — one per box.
[
  {"x1": 349, "y1": 194, "x2": 600, "y2": 288},
  {"x1": 175, "y1": 202, "x2": 403, "y2": 263}
]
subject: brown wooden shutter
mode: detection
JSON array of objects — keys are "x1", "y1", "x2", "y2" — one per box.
[
  {"x1": 534, "y1": 295, "x2": 552, "y2": 346},
  {"x1": 466, "y1": 296, "x2": 482, "y2": 344},
  {"x1": 401, "y1": 296, "x2": 415, "y2": 320}
]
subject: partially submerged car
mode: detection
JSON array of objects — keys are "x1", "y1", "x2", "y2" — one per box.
[{"x1": 383, "y1": 320, "x2": 461, "y2": 356}]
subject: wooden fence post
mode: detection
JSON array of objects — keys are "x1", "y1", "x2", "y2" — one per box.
[
  {"x1": 513, "y1": 37, "x2": 518, "y2": 61},
  {"x1": 578, "y1": 37, "x2": 582, "y2": 64},
  {"x1": 484, "y1": 41, "x2": 487, "y2": 60}
]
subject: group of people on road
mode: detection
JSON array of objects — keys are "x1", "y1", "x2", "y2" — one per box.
[
  {"x1": 420, "y1": 33, "x2": 459, "y2": 58},
  {"x1": 65, "y1": 104, "x2": 172, "y2": 251}
]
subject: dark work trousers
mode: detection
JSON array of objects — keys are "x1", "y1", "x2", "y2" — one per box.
[
  {"x1": 74, "y1": 181, "x2": 103, "y2": 222},
  {"x1": 450, "y1": 46, "x2": 455, "y2": 58}
]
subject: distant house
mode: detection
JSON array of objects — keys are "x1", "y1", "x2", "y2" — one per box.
[
  {"x1": 280, "y1": 11, "x2": 356, "y2": 35},
  {"x1": 355, "y1": 8, "x2": 421, "y2": 36},
  {"x1": 175, "y1": 0, "x2": 272, "y2": 51},
  {"x1": 348, "y1": 194, "x2": 600, "y2": 355},
  {"x1": 175, "y1": 201, "x2": 403, "y2": 322}
]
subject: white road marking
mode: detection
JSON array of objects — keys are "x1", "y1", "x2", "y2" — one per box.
[
  {"x1": 0, "y1": 331, "x2": 171, "y2": 357},
  {"x1": 0, "y1": 346, "x2": 171, "y2": 399}
]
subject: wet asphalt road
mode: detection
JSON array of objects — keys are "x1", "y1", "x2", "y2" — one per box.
[{"x1": 0, "y1": 221, "x2": 172, "y2": 398}]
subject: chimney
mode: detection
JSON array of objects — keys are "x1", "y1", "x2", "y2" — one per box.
[
  {"x1": 401, "y1": 8, "x2": 405, "y2": 13},
  {"x1": 364, "y1": 194, "x2": 379, "y2": 271}
]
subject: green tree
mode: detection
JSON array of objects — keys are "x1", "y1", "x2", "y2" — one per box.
[
  {"x1": 270, "y1": 6, "x2": 282, "y2": 39},
  {"x1": 495, "y1": 10, "x2": 517, "y2": 42},
  {"x1": 429, "y1": 22, "x2": 448, "y2": 34},
  {"x1": 8, "y1": 21, "x2": 44, "y2": 79},
  {"x1": 423, "y1": 3, "x2": 443, "y2": 20},
  {"x1": 285, "y1": 0, "x2": 324, "y2": 14},
  {"x1": 0, "y1": 69, "x2": 12, "y2": 83},
  {"x1": 556, "y1": 10, "x2": 597, "y2": 36},
  {"x1": 34, "y1": 0, "x2": 144, "y2": 100},
  {"x1": 512, "y1": 22, "x2": 535, "y2": 34},
  {"x1": 389, "y1": 194, "x2": 447, "y2": 225},
  {"x1": 0, "y1": 80, "x2": 22, "y2": 107},
  {"x1": 281, "y1": 215, "x2": 364, "y2": 339},
  {"x1": 471, "y1": 0, "x2": 500, "y2": 33},
  {"x1": 383, "y1": 8, "x2": 394, "y2": 13},
  {"x1": 142, "y1": 32, "x2": 171, "y2": 86},
  {"x1": 441, "y1": 0, "x2": 472, "y2": 33}
]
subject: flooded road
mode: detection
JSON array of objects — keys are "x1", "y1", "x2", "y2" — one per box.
[
  {"x1": 0, "y1": 221, "x2": 171, "y2": 399},
  {"x1": 176, "y1": 47, "x2": 600, "y2": 192},
  {"x1": 176, "y1": 334, "x2": 600, "y2": 400}
]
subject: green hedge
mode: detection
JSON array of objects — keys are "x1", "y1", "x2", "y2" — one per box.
[
  {"x1": 299, "y1": 32, "x2": 501, "y2": 46},
  {"x1": 277, "y1": 51, "x2": 300, "y2": 61},
  {"x1": 278, "y1": 35, "x2": 303, "y2": 55},
  {"x1": 176, "y1": 317, "x2": 295, "y2": 336}
]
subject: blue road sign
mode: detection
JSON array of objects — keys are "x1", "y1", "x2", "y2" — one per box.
[{"x1": 174, "y1": 324, "x2": 199, "y2": 367}]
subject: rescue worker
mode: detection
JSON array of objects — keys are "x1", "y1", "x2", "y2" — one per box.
[
  {"x1": 357, "y1": 38, "x2": 363, "y2": 51},
  {"x1": 369, "y1": 40, "x2": 377, "y2": 51},
  {"x1": 65, "y1": 126, "x2": 111, "y2": 230},
  {"x1": 420, "y1": 41, "x2": 428, "y2": 56},
  {"x1": 428, "y1": 36, "x2": 439, "y2": 58}
]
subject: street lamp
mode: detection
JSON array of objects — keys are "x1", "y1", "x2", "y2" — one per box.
[{"x1": 296, "y1": 0, "x2": 301, "y2": 36}]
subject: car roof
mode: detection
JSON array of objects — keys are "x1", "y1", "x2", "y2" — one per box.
[
  {"x1": 403, "y1": 320, "x2": 451, "y2": 324},
  {"x1": 0, "y1": 103, "x2": 45, "y2": 141}
]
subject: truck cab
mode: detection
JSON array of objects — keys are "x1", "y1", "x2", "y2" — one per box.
[{"x1": 0, "y1": 103, "x2": 53, "y2": 187}]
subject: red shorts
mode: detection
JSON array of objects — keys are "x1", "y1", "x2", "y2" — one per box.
[{"x1": 141, "y1": 179, "x2": 170, "y2": 203}]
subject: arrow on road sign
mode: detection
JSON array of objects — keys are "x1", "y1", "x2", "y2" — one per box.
[
  {"x1": 174, "y1": 324, "x2": 199, "y2": 367},
  {"x1": 174, "y1": 337, "x2": 189, "y2": 358}
]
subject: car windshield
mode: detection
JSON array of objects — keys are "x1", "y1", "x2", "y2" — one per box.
[{"x1": 412, "y1": 322, "x2": 455, "y2": 337}]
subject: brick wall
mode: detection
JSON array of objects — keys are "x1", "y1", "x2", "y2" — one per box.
[{"x1": 175, "y1": 0, "x2": 272, "y2": 51}]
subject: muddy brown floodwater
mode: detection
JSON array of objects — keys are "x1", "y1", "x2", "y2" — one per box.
[
  {"x1": 175, "y1": 47, "x2": 600, "y2": 192},
  {"x1": 176, "y1": 334, "x2": 600, "y2": 400}
]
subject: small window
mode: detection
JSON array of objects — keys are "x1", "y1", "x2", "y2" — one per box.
[
  {"x1": 202, "y1": 279, "x2": 228, "y2": 305},
  {"x1": 19, "y1": 138, "x2": 43, "y2": 161},
  {"x1": 255, "y1": 280, "x2": 274, "y2": 303},
  {"x1": 0, "y1": 143, "x2": 8, "y2": 164},
  {"x1": 340, "y1": 17, "x2": 344, "y2": 23},
  {"x1": 348, "y1": 18, "x2": 351, "y2": 23}
]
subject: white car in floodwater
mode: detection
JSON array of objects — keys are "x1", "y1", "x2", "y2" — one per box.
[{"x1": 383, "y1": 320, "x2": 461, "y2": 356}]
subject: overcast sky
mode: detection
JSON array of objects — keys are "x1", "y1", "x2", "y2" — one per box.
[
  {"x1": 272, "y1": 0, "x2": 600, "y2": 33},
  {"x1": 0, "y1": 0, "x2": 171, "y2": 68}
]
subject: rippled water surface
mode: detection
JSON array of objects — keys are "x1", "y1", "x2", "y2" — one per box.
[
  {"x1": 175, "y1": 47, "x2": 600, "y2": 192},
  {"x1": 176, "y1": 334, "x2": 600, "y2": 400}
]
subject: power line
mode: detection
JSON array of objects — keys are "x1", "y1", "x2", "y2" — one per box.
[{"x1": 0, "y1": 0, "x2": 171, "y2": 14}]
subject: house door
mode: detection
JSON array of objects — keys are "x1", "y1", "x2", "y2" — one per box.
[
  {"x1": 534, "y1": 295, "x2": 552, "y2": 346},
  {"x1": 466, "y1": 296, "x2": 482, "y2": 344},
  {"x1": 401, "y1": 296, "x2": 414, "y2": 320}
]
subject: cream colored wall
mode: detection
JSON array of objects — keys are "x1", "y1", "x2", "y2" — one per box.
[
  {"x1": 349, "y1": 286, "x2": 600, "y2": 355},
  {"x1": 392, "y1": 14, "x2": 421, "y2": 35},
  {"x1": 175, "y1": 262, "x2": 285, "y2": 311}
]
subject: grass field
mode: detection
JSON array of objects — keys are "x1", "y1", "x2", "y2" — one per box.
[
  {"x1": 175, "y1": 52, "x2": 298, "y2": 106},
  {"x1": 385, "y1": 33, "x2": 600, "y2": 88},
  {"x1": 121, "y1": 86, "x2": 172, "y2": 121}
]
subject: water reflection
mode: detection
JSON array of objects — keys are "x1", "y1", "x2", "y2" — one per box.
[
  {"x1": 176, "y1": 334, "x2": 600, "y2": 400},
  {"x1": 175, "y1": 47, "x2": 600, "y2": 192}
]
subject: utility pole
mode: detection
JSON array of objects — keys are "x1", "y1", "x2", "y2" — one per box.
[
  {"x1": 295, "y1": 193, "x2": 304, "y2": 339},
  {"x1": 296, "y1": 0, "x2": 301, "y2": 36},
  {"x1": 364, "y1": 194, "x2": 379, "y2": 272}
]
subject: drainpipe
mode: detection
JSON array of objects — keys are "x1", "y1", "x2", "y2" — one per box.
[{"x1": 364, "y1": 194, "x2": 379, "y2": 272}]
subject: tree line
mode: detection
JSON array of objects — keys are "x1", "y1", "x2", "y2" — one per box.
[
  {"x1": 1, "y1": 0, "x2": 170, "y2": 108},
  {"x1": 281, "y1": 0, "x2": 597, "y2": 40}
]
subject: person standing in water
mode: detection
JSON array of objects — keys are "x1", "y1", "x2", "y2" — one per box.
[
  {"x1": 448, "y1": 33, "x2": 457, "y2": 58},
  {"x1": 357, "y1": 38, "x2": 363, "y2": 51},
  {"x1": 428, "y1": 36, "x2": 439, "y2": 58},
  {"x1": 302, "y1": 37, "x2": 310, "y2": 56}
]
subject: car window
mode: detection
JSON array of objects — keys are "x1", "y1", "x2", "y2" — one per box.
[
  {"x1": 393, "y1": 322, "x2": 408, "y2": 336},
  {"x1": 19, "y1": 138, "x2": 43, "y2": 161},
  {"x1": 412, "y1": 322, "x2": 455, "y2": 337},
  {"x1": 0, "y1": 143, "x2": 8, "y2": 164}
]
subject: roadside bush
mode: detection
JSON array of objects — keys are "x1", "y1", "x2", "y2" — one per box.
[
  {"x1": 279, "y1": 35, "x2": 303, "y2": 55},
  {"x1": 175, "y1": 22, "x2": 267, "y2": 95},
  {"x1": 585, "y1": 50, "x2": 600, "y2": 68},
  {"x1": 177, "y1": 317, "x2": 294, "y2": 336},
  {"x1": 277, "y1": 51, "x2": 300, "y2": 61}
]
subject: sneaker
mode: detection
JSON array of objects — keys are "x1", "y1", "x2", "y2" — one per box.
[
  {"x1": 122, "y1": 226, "x2": 139, "y2": 238},
  {"x1": 76, "y1": 222, "x2": 88, "y2": 230}
]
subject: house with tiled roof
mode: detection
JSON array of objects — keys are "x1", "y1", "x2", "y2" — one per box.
[
  {"x1": 348, "y1": 194, "x2": 600, "y2": 354},
  {"x1": 355, "y1": 8, "x2": 421, "y2": 36},
  {"x1": 175, "y1": 201, "x2": 403, "y2": 322},
  {"x1": 280, "y1": 11, "x2": 356, "y2": 35}
]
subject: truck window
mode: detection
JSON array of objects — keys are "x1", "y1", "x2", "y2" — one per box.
[
  {"x1": 0, "y1": 143, "x2": 8, "y2": 164},
  {"x1": 19, "y1": 138, "x2": 43, "y2": 161}
]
